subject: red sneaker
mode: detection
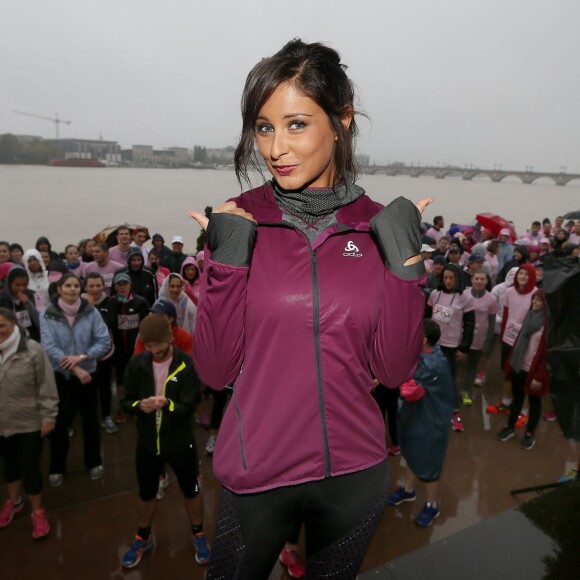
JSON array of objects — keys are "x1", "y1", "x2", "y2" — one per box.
[
  {"x1": 114, "y1": 412, "x2": 127, "y2": 424},
  {"x1": 451, "y1": 413, "x2": 464, "y2": 432},
  {"x1": 543, "y1": 412, "x2": 557, "y2": 422},
  {"x1": 0, "y1": 498, "x2": 24, "y2": 528},
  {"x1": 389, "y1": 445, "x2": 401, "y2": 456},
  {"x1": 32, "y1": 509, "x2": 50, "y2": 539},
  {"x1": 515, "y1": 413, "x2": 528, "y2": 429},
  {"x1": 279, "y1": 546, "x2": 305, "y2": 578},
  {"x1": 486, "y1": 401, "x2": 510, "y2": 414}
]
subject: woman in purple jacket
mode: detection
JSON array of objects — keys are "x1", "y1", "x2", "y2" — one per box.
[{"x1": 189, "y1": 39, "x2": 430, "y2": 579}]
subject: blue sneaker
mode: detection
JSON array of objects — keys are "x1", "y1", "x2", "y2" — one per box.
[
  {"x1": 386, "y1": 486, "x2": 416, "y2": 506},
  {"x1": 192, "y1": 532, "x2": 211, "y2": 565},
  {"x1": 415, "y1": 502, "x2": 440, "y2": 527},
  {"x1": 121, "y1": 535, "x2": 156, "y2": 568}
]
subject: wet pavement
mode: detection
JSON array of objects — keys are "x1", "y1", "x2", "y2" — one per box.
[{"x1": 1, "y1": 351, "x2": 578, "y2": 579}]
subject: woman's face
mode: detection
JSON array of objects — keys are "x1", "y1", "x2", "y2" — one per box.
[
  {"x1": 10, "y1": 276, "x2": 28, "y2": 297},
  {"x1": 168, "y1": 277, "x2": 182, "y2": 300},
  {"x1": 513, "y1": 250, "x2": 523, "y2": 261},
  {"x1": 28, "y1": 256, "x2": 41, "y2": 273},
  {"x1": 65, "y1": 246, "x2": 79, "y2": 262},
  {"x1": 0, "y1": 315, "x2": 16, "y2": 343},
  {"x1": 58, "y1": 278, "x2": 81, "y2": 303},
  {"x1": 517, "y1": 268, "x2": 529, "y2": 288},
  {"x1": 443, "y1": 270, "x2": 457, "y2": 291},
  {"x1": 532, "y1": 295, "x2": 544, "y2": 311},
  {"x1": 255, "y1": 82, "x2": 347, "y2": 190},
  {"x1": 85, "y1": 240, "x2": 96, "y2": 254},
  {"x1": 0, "y1": 244, "x2": 10, "y2": 263},
  {"x1": 183, "y1": 265, "x2": 197, "y2": 282}
]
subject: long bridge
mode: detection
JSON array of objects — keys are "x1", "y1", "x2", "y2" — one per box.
[{"x1": 361, "y1": 165, "x2": 580, "y2": 186}]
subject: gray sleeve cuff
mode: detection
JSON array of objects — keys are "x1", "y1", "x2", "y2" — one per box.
[
  {"x1": 370, "y1": 196, "x2": 425, "y2": 280},
  {"x1": 206, "y1": 212, "x2": 257, "y2": 267}
]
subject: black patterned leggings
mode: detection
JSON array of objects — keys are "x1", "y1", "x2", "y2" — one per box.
[{"x1": 207, "y1": 460, "x2": 389, "y2": 580}]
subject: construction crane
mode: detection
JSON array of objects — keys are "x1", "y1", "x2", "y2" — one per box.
[{"x1": 12, "y1": 110, "x2": 72, "y2": 139}]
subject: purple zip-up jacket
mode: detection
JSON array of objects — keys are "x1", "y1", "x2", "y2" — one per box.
[{"x1": 193, "y1": 184, "x2": 425, "y2": 493}]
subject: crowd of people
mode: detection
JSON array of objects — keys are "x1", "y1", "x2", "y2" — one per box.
[{"x1": 1, "y1": 37, "x2": 579, "y2": 579}]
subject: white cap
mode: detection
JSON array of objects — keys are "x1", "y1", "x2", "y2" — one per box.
[
  {"x1": 420, "y1": 244, "x2": 435, "y2": 253},
  {"x1": 171, "y1": 236, "x2": 184, "y2": 245}
]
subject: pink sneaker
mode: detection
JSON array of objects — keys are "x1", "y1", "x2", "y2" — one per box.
[
  {"x1": 451, "y1": 413, "x2": 464, "y2": 432},
  {"x1": 474, "y1": 372, "x2": 486, "y2": 386},
  {"x1": 389, "y1": 445, "x2": 401, "y2": 456},
  {"x1": 32, "y1": 509, "x2": 50, "y2": 539},
  {"x1": 0, "y1": 498, "x2": 24, "y2": 528},
  {"x1": 543, "y1": 412, "x2": 557, "y2": 422},
  {"x1": 279, "y1": 546, "x2": 305, "y2": 578}
]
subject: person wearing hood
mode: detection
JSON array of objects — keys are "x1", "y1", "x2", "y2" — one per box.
[
  {"x1": 0, "y1": 263, "x2": 12, "y2": 293},
  {"x1": 484, "y1": 240, "x2": 500, "y2": 284},
  {"x1": 497, "y1": 245, "x2": 528, "y2": 284},
  {"x1": 427, "y1": 264, "x2": 475, "y2": 432},
  {"x1": 130, "y1": 227, "x2": 150, "y2": 262},
  {"x1": 497, "y1": 289, "x2": 548, "y2": 450},
  {"x1": 148, "y1": 249, "x2": 170, "y2": 290},
  {"x1": 496, "y1": 228, "x2": 514, "y2": 271},
  {"x1": 151, "y1": 233, "x2": 172, "y2": 262},
  {"x1": 0, "y1": 266, "x2": 41, "y2": 342},
  {"x1": 79, "y1": 238, "x2": 96, "y2": 264},
  {"x1": 0, "y1": 308, "x2": 58, "y2": 540},
  {"x1": 470, "y1": 243, "x2": 493, "y2": 280},
  {"x1": 34, "y1": 237, "x2": 59, "y2": 263},
  {"x1": 109, "y1": 272, "x2": 150, "y2": 424},
  {"x1": 487, "y1": 264, "x2": 537, "y2": 414},
  {"x1": 117, "y1": 249, "x2": 158, "y2": 307},
  {"x1": 158, "y1": 273, "x2": 197, "y2": 336},
  {"x1": 22, "y1": 250, "x2": 50, "y2": 307},
  {"x1": 180, "y1": 257, "x2": 201, "y2": 306}
]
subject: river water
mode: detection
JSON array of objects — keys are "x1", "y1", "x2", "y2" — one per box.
[{"x1": 1, "y1": 165, "x2": 578, "y2": 253}]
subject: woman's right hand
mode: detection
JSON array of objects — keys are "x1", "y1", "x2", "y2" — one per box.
[
  {"x1": 187, "y1": 201, "x2": 256, "y2": 231},
  {"x1": 72, "y1": 366, "x2": 92, "y2": 384}
]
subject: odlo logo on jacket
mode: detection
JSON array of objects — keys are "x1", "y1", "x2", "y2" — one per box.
[{"x1": 343, "y1": 241, "x2": 363, "y2": 258}]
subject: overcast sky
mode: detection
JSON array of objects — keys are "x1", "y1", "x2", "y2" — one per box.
[{"x1": 2, "y1": 0, "x2": 578, "y2": 172}]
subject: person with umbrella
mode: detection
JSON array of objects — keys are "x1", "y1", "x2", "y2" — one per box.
[{"x1": 108, "y1": 226, "x2": 133, "y2": 266}]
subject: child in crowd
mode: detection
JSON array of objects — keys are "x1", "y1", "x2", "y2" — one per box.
[{"x1": 386, "y1": 319, "x2": 454, "y2": 527}]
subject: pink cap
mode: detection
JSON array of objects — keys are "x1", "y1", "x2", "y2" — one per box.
[
  {"x1": 499, "y1": 228, "x2": 510, "y2": 237},
  {"x1": 540, "y1": 237, "x2": 551, "y2": 245}
]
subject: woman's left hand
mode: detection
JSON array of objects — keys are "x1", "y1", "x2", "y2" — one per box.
[
  {"x1": 41, "y1": 423, "x2": 55, "y2": 437},
  {"x1": 530, "y1": 379, "x2": 542, "y2": 392},
  {"x1": 415, "y1": 197, "x2": 434, "y2": 216}
]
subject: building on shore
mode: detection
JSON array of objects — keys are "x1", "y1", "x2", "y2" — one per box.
[{"x1": 45, "y1": 138, "x2": 122, "y2": 164}]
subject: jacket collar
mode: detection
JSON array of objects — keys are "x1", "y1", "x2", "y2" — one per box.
[{"x1": 231, "y1": 182, "x2": 383, "y2": 230}]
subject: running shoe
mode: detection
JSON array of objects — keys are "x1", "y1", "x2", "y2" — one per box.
[
  {"x1": 31, "y1": 509, "x2": 50, "y2": 539},
  {"x1": 515, "y1": 413, "x2": 528, "y2": 429},
  {"x1": 114, "y1": 412, "x2": 127, "y2": 424},
  {"x1": 415, "y1": 502, "x2": 440, "y2": 527},
  {"x1": 205, "y1": 435, "x2": 217, "y2": 456},
  {"x1": 0, "y1": 498, "x2": 24, "y2": 528},
  {"x1": 521, "y1": 432, "x2": 536, "y2": 450},
  {"x1": 497, "y1": 426, "x2": 515, "y2": 441},
  {"x1": 102, "y1": 416, "x2": 119, "y2": 434},
  {"x1": 462, "y1": 392, "x2": 473, "y2": 406},
  {"x1": 195, "y1": 412, "x2": 211, "y2": 430},
  {"x1": 49, "y1": 474, "x2": 63, "y2": 488},
  {"x1": 279, "y1": 546, "x2": 305, "y2": 578},
  {"x1": 559, "y1": 468, "x2": 578, "y2": 483},
  {"x1": 388, "y1": 445, "x2": 401, "y2": 457},
  {"x1": 192, "y1": 532, "x2": 211, "y2": 564},
  {"x1": 386, "y1": 487, "x2": 416, "y2": 506},
  {"x1": 89, "y1": 465, "x2": 104, "y2": 480},
  {"x1": 486, "y1": 401, "x2": 511, "y2": 414},
  {"x1": 543, "y1": 412, "x2": 557, "y2": 422},
  {"x1": 474, "y1": 372, "x2": 486, "y2": 386},
  {"x1": 451, "y1": 412, "x2": 464, "y2": 432},
  {"x1": 121, "y1": 535, "x2": 156, "y2": 568}
]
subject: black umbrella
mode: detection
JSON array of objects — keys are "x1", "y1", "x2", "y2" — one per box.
[{"x1": 564, "y1": 210, "x2": 580, "y2": 220}]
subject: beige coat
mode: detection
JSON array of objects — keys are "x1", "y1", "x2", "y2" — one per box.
[{"x1": 0, "y1": 331, "x2": 58, "y2": 437}]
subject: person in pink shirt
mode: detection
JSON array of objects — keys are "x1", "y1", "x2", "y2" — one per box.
[
  {"x1": 485, "y1": 240, "x2": 500, "y2": 285},
  {"x1": 523, "y1": 221, "x2": 542, "y2": 243},
  {"x1": 487, "y1": 263, "x2": 537, "y2": 414},
  {"x1": 461, "y1": 271, "x2": 498, "y2": 405},
  {"x1": 108, "y1": 226, "x2": 133, "y2": 266},
  {"x1": 148, "y1": 249, "x2": 169, "y2": 290},
  {"x1": 497, "y1": 289, "x2": 548, "y2": 450},
  {"x1": 427, "y1": 264, "x2": 475, "y2": 432},
  {"x1": 569, "y1": 221, "x2": 580, "y2": 245},
  {"x1": 83, "y1": 243, "x2": 124, "y2": 296},
  {"x1": 425, "y1": 216, "x2": 445, "y2": 244}
]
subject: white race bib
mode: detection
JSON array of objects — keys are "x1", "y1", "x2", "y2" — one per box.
[{"x1": 432, "y1": 304, "x2": 453, "y2": 324}]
